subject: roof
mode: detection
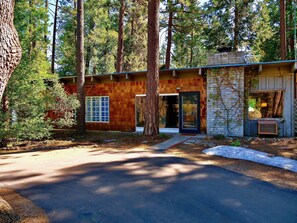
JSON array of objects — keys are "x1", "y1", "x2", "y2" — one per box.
[{"x1": 60, "y1": 60, "x2": 297, "y2": 79}]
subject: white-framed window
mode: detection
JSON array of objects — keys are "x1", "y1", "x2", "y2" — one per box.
[{"x1": 86, "y1": 96, "x2": 109, "y2": 122}]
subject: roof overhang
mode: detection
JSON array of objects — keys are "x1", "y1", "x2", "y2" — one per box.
[{"x1": 60, "y1": 60, "x2": 297, "y2": 82}]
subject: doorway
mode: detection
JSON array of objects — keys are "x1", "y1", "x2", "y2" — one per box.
[
  {"x1": 179, "y1": 92, "x2": 200, "y2": 134},
  {"x1": 135, "y1": 94, "x2": 179, "y2": 133}
]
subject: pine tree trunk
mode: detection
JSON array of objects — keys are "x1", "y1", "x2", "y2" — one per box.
[
  {"x1": 28, "y1": 0, "x2": 37, "y2": 55},
  {"x1": 280, "y1": 0, "x2": 287, "y2": 60},
  {"x1": 116, "y1": 0, "x2": 125, "y2": 73},
  {"x1": 44, "y1": 0, "x2": 48, "y2": 54},
  {"x1": 1, "y1": 91, "x2": 9, "y2": 123},
  {"x1": 0, "y1": 0, "x2": 22, "y2": 101},
  {"x1": 190, "y1": 29, "x2": 194, "y2": 67},
  {"x1": 165, "y1": 2, "x2": 173, "y2": 69},
  {"x1": 76, "y1": 0, "x2": 86, "y2": 135},
  {"x1": 51, "y1": 0, "x2": 58, "y2": 74},
  {"x1": 144, "y1": 0, "x2": 160, "y2": 137},
  {"x1": 1, "y1": 91, "x2": 8, "y2": 112},
  {"x1": 233, "y1": 1, "x2": 239, "y2": 51},
  {"x1": 288, "y1": 0, "x2": 294, "y2": 59},
  {"x1": 85, "y1": 21, "x2": 94, "y2": 75},
  {"x1": 85, "y1": 45, "x2": 92, "y2": 75}
]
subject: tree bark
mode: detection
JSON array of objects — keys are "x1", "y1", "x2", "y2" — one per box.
[
  {"x1": 1, "y1": 91, "x2": 9, "y2": 124},
  {"x1": 28, "y1": 0, "x2": 37, "y2": 55},
  {"x1": 165, "y1": 1, "x2": 173, "y2": 69},
  {"x1": 280, "y1": 0, "x2": 287, "y2": 60},
  {"x1": 85, "y1": 45, "x2": 92, "y2": 75},
  {"x1": 76, "y1": 0, "x2": 86, "y2": 135},
  {"x1": 51, "y1": 0, "x2": 58, "y2": 74},
  {"x1": 0, "y1": 0, "x2": 22, "y2": 101},
  {"x1": 144, "y1": 0, "x2": 160, "y2": 137},
  {"x1": 190, "y1": 29, "x2": 194, "y2": 66},
  {"x1": 85, "y1": 20, "x2": 95, "y2": 75},
  {"x1": 116, "y1": 0, "x2": 125, "y2": 73},
  {"x1": 44, "y1": 0, "x2": 48, "y2": 54},
  {"x1": 1, "y1": 91, "x2": 8, "y2": 112},
  {"x1": 288, "y1": 0, "x2": 294, "y2": 59},
  {"x1": 233, "y1": 0, "x2": 239, "y2": 51}
]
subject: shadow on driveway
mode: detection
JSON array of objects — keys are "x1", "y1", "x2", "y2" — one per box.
[{"x1": 17, "y1": 155, "x2": 297, "y2": 223}]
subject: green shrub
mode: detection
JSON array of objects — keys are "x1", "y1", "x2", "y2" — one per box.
[
  {"x1": 231, "y1": 139, "x2": 241, "y2": 147},
  {"x1": 159, "y1": 133, "x2": 168, "y2": 139},
  {"x1": 0, "y1": 62, "x2": 78, "y2": 143}
]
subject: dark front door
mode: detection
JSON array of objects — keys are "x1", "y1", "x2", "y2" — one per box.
[{"x1": 179, "y1": 92, "x2": 200, "y2": 134}]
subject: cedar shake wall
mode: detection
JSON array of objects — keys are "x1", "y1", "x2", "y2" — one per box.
[{"x1": 64, "y1": 77, "x2": 206, "y2": 132}]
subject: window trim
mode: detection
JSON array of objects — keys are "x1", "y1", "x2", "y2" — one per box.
[
  {"x1": 250, "y1": 89, "x2": 285, "y2": 93},
  {"x1": 85, "y1": 96, "x2": 110, "y2": 123}
]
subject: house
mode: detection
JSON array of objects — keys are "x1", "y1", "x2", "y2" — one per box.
[{"x1": 60, "y1": 52, "x2": 297, "y2": 137}]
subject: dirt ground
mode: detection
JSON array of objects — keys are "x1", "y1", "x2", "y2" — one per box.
[
  {"x1": 0, "y1": 188, "x2": 49, "y2": 223},
  {"x1": 166, "y1": 136, "x2": 297, "y2": 191},
  {"x1": 0, "y1": 130, "x2": 169, "y2": 154}
]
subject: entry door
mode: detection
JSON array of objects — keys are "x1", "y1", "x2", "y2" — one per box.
[{"x1": 179, "y1": 92, "x2": 200, "y2": 134}]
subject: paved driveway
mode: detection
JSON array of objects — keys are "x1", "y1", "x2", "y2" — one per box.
[{"x1": 1, "y1": 147, "x2": 297, "y2": 223}]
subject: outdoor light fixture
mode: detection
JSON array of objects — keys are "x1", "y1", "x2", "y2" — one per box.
[
  {"x1": 261, "y1": 102, "x2": 268, "y2": 107},
  {"x1": 258, "y1": 64, "x2": 263, "y2": 72}
]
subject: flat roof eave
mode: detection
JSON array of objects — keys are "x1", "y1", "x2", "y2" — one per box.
[{"x1": 60, "y1": 60, "x2": 297, "y2": 80}]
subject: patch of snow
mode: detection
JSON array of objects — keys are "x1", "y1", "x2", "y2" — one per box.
[{"x1": 203, "y1": 146, "x2": 297, "y2": 173}]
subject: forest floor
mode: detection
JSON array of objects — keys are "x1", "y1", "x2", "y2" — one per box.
[
  {"x1": 0, "y1": 130, "x2": 170, "y2": 155},
  {"x1": 0, "y1": 132, "x2": 297, "y2": 222}
]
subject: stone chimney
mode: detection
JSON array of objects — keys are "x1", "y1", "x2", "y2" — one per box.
[{"x1": 207, "y1": 51, "x2": 247, "y2": 66}]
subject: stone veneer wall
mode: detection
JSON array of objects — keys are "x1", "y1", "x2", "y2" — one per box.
[
  {"x1": 207, "y1": 67, "x2": 245, "y2": 137},
  {"x1": 207, "y1": 52, "x2": 246, "y2": 65}
]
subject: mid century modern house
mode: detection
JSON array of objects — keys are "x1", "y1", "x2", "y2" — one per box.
[{"x1": 60, "y1": 51, "x2": 297, "y2": 137}]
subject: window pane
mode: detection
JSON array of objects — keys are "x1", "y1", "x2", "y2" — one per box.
[
  {"x1": 248, "y1": 91, "x2": 284, "y2": 119},
  {"x1": 92, "y1": 98, "x2": 100, "y2": 121},
  {"x1": 85, "y1": 98, "x2": 92, "y2": 121},
  {"x1": 85, "y1": 96, "x2": 109, "y2": 122},
  {"x1": 100, "y1": 97, "x2": 109, "y2": 122}
]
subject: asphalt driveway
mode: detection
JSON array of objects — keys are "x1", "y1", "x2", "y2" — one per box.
[{"x1": 1, "y1": 147, "x2": 297, "y2": 223}]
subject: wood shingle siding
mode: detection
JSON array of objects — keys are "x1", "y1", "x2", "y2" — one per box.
[{"x1": 64, "y1": 75, "x2": 207, "y2": 132}]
